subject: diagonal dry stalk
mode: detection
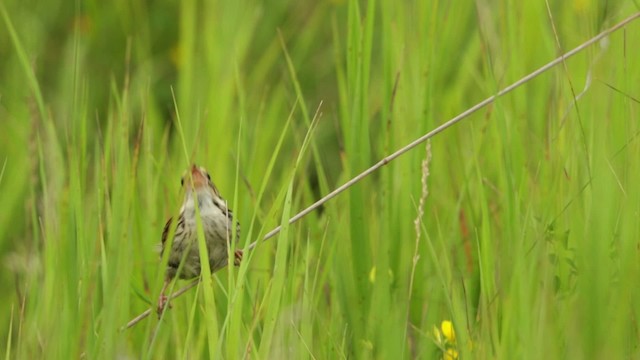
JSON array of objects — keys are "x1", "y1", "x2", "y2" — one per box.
[{"x1": 123, "y1": 12, "x2": 640, "y2": 330}]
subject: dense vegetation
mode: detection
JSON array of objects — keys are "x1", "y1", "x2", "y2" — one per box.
[{"x1": 1, "y1": 0, "x2": 639, "y2": 358}]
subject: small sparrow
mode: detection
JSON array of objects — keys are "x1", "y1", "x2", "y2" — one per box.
[{"x1": 157, "y1": 164, "x2": 242, "y2": 315}]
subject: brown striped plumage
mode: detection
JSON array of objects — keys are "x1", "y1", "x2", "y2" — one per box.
[{"x1": 157, "y1": 164, "x2": 241, "y2": 315}]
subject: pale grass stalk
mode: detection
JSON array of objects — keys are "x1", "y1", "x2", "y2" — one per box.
[{"x1": 403, "y1": 140, "x2": 432, "y2": 359}]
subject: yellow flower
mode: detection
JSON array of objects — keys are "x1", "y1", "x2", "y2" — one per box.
[
  {"x1": 443, "y1": 348, "x2": 458, "y2": 360},
  {"x1": 369, "y1": 266, "x2": 376, "y2": 283},
  {"x1": 441, "y1": 320, "x2": 456, "y2": 344}
]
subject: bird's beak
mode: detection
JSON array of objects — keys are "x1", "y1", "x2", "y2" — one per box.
[{"x1": 188, "y1": 165, "x2": 207, "y2": 190}]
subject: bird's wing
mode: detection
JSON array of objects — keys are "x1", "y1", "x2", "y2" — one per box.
[{"x1": 160, "y1": 217, "x2": 173, "y2": 255}]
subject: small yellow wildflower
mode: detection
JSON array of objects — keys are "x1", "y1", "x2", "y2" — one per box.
[
  {"x1": 441, "y1": 320, "x2": 456, "y2": 344},
  {"x1": 443, "y1": 348, "x2": 458, "y2": 360},
  {"x1": 360, "y1": 339, "x2": 373, "y2": 350}
]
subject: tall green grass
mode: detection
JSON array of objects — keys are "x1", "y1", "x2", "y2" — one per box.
[{"x1": 1, "y1": 0, "x2": 640, "y2": 358}]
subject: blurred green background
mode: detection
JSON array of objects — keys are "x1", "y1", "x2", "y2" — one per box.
[{"x1": 1, "y1": 0, "x2": 639, "y2": 358}]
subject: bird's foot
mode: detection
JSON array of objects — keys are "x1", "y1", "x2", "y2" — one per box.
[
  {"x1": 157, "y1": 294, "x2": 171, "y2": 317},
  {"x1": 234, "y1": 249, "x2": 243, "y2": 266}
]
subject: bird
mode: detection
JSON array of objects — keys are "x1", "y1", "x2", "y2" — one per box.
[{"x1": 157, "y1": 164, "x2": 242, "y2": 315}]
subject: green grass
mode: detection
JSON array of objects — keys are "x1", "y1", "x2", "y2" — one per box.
[{"x1": 1, "y1": 0, "x2": 640, "y2": 358}]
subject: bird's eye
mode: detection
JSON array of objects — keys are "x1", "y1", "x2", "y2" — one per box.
[{"x1": 180, "y1": 178, "x2": 184, "y2": 186}]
